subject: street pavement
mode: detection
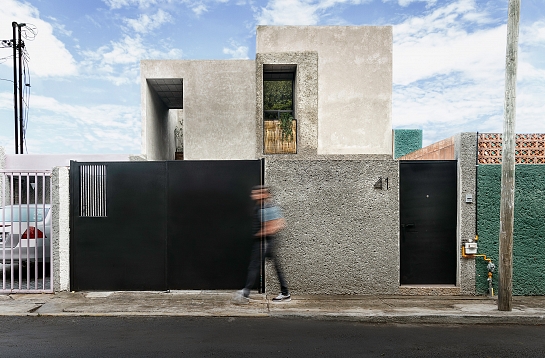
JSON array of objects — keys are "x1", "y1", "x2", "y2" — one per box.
[{"x1": 1, "y1": 291, "x2": 545, "y2": 325}]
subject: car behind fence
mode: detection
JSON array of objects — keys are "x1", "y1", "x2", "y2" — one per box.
[{"x1": 1, "y1": 170, "x2": 52, "y2": 293}]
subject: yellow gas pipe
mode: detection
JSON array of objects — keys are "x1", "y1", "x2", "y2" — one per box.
[{"x1": 462, "y1": 235, "x2": 495, "y2": 296}]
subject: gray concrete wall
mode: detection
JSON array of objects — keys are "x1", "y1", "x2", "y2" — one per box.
[
  {"x1": 143, "y1": 79, "x2": 172, "y2": 160},
  {"x1": 455, "y1": 132, "x2": 477, "y2": 295},
  {"x1": 141, "y1": 60, "x2": 257, "y2": 160},
  {"x1": 51, "y1": 167, "x2": 70, "y2": 292},
  {"x1": 256, "y1": 52, "x2": 318, "y2": 158},
  {"x1": 265, "y1": 158, "x2": 400, "y2": 295},
  {"x1": 256, "y1": 26, "x2": 393, "y2": 156}
]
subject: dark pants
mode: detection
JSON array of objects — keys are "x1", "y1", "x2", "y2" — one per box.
[{"x1": 244, "y1": 236, "x2": 288, "y2": 295}]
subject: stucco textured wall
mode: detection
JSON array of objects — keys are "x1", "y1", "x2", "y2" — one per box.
[
  {"x1": 477, "y1": 164, "x2": 545, "y2": 295},
  {"x1": 455, "y1": 133, "x2": 477, "y2": 295},
  {"x1": 265, "y1": 159, "x2": 400, "y2": 295},
  {"x1": 52, "y1": 167, "x2": 70, "y2": 292},
  {"x1": 256, "y1": 26, "x2": 392, "y2": 156},
  {"x1": 256, "y1": 52, "x2": 318, "y2": 158},
  {"x1": 393, "y1": 129, "x2": 422, "y2": 159},
  {"x1": 0, "y1": 146, "x2": 5, "y2": 169}
]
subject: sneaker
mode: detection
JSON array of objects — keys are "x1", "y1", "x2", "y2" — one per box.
[
  {"x1": 272, "y1": 292, "x2": 291, "y2": 302},
  {"x1": 232, "y1": 290, "x2": 249, "y2": 305}
]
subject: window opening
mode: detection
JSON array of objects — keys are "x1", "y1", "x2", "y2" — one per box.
[{"x1": 263, "y1": 69, "x2": 296, "y2": 154}]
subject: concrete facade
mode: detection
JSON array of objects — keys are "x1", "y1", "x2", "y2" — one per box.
[
  {"x1": 141, "y1": 26, "x2": 393, "y2": 160},
  {"x1": 265, "y1": 158, "x2": 400, "y2": 295},
  {"x1": 141, "y1": 60, "x2": 257, "y2": 160},
  {"x1": 256, "y1": 26, "x2": 393, "y2": 156},
  {"x1": 51, "y1": 167, "x2": 70, "y2": 292},
  {"x1": 0, "y1": 146, "x2": 5, "y2": 169},
  {"x1": 454, "y1": 133, "x2": 478, "y2": 295},
  {"x1": 256, "y1": 52, "x2": 318, "y2": 158}
]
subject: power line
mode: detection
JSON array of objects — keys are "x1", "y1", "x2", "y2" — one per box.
[{"x1": 1, "y1": 22, "x2": 37, "y2": 154}]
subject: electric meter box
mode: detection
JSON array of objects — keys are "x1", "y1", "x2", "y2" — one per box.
[{"x1": 465, "y1": 242, "x2": 478, "y2": 255}]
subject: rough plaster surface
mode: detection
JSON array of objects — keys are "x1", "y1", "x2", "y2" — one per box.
[
  {"x1": 52, "y1": 167, "x2": 70, "y2": 292},
  {"x1": 256, "y1": 52, "x2": 318, "y2": 158},
  {"x1": 393, "y1": 129, "x2": 422, "y2": 159},
  {"x1": 0, "y1": 146, "x2": 5, "y2": 169},
  {"x1": 477, "y1": 164, "x2": 545, "y2": 295},
  {"x1": 141, "y1": 60, "x2": 257, "y2": 160},
  {"x1": 256, "y1": 26, "x2": 393, "y2": 155},
  {"x1": 265, "y1": 159, "x2": 400, "y2": 295},
  {"x1": 454, "y1": 133, "x2": 477, "y2": 295}
]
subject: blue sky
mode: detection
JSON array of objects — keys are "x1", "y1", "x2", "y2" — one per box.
[{"x1": 0, "y1": 0, "x2": 544, "y2": 154}]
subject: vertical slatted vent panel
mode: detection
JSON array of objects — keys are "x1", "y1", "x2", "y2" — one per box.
[{"x1": 80, "y1": 165, "x2": 107, "y2": 217}]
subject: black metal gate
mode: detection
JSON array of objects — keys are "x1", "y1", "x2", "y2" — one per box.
[
  {"x1": 70, "y1": 160, "x2": 262, "y2": 291},
  {"x1": 399, "y1": 161, "x2": 457, "y2": 285}
]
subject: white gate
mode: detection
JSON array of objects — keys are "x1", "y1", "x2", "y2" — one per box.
[{"x1": 0, "y1": 170, "x2": 53, "y2": 293}]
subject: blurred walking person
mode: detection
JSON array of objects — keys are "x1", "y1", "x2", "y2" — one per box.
[{"x1": 233, "y1": 185, "x2": 290, "y2": 303}]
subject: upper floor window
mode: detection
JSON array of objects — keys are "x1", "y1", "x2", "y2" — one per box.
[{"x1": 263, "y1": 66, "x2": 296, "y2": 154}]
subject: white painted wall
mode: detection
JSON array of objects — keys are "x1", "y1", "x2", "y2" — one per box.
[
  {"x1": 5, "y1": 153, "x2": 136, "y2": 170},
  {"x1": 256, "y1": 26, "x2": 393, "y2": 155}
]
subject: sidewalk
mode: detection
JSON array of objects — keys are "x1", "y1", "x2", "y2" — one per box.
[{"x1": 1, "y1": 291, "x2": 545, "y2": 324}]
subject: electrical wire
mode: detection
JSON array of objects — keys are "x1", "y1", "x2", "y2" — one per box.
[
  {"x1": 20, "y1": 24, "x2": 38, "y2": 41},
  {"x1": 21, "y1": 46, "x2": 31, "y2": 154},
  {"x1": 0, "y1": 55, "x2": 13, "y2": 64},
  {"x1": 2, "y1": 23, "x2": 38, "y2": 153}
]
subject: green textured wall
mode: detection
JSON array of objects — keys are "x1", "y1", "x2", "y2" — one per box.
[
  {"x1": 476, "y1": 165, "x2": 545, "y2": 295},
  {"x1": 393, "y1": 129, "x2": 422, "y2": 159}
]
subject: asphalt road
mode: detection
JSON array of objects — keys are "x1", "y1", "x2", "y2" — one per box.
[{"x1": 0, "y1": 316, "x2": 544, "y2": 357}]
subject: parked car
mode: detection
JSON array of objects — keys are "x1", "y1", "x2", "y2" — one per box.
[{"x1": 0, "y1": 204, "x2": 51, "y2": 268}]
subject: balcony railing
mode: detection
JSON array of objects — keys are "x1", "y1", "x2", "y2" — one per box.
[{"x1": 264, "y1": 110, "x2": 297, "y2": 154}]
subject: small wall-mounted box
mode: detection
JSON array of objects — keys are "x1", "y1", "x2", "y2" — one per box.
[
  {"x1": 464, "y1": 242, "x2": 478, "y2": 255},
  {"x1": 465, "y1": 194, "x2": 473, "y2": 203}
]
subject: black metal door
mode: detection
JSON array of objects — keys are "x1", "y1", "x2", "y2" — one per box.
[
  {"x1": 70, "y1": 161, "x2": 168, "y2": 291},
  {"x1": 70, "y1": 160, "x2": 262, "y2": 291},
  {"x1": 167, "y1": 161, "x2": 261, "y2": 289},
  {"x1": 399, "y1": 161, "x2": 457, "y2": 285}
]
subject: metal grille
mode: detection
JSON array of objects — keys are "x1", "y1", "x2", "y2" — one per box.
[
  {"x1": 1, "y1": 170, "x2": 53, "y2": 293},
  {"x1": 80, "y1": 164, "x2": 107, "y2": 217},
  {"x1": 478, "y1": 133, "x2": 545, "y2": 164}
]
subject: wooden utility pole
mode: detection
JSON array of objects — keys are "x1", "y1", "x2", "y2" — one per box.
[{"x1": 498, "y1": 0, "x2": 520, "y2": 312}]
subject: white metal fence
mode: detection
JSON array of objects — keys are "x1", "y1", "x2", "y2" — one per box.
[{"x1": 0, "y1": 170, "x2": 53, "y2": 293}]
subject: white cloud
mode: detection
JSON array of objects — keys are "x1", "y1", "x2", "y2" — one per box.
[
  {"x1": 520, "y1": 20, "x2": 545, "y2": 47},
  {"x1": 124, "y1": 9, "x2": 173, "y2": 33},
  {"x1": 255, "y1": 0, "x2": 372, "y2": 25},
  {"x1": 0, "y1": 0, "x2": 78, "y2": 77},
  {"x1": 397, "y1": 0, "x2": 436, "y2": 7},
  {"x1": 392, "y1": 0, "x2": 545, "y2": 145},
  {"x1": 80, "y1": 35, "x2": 183, "y2": 85},
  {"x1": 103, "y1": 0, "x2": 160, "y2": 9},
  {"x1": 223, "y1": 41, "x2": 249, "y2": 59},
  {"x1": 0, "y1": 92, "x2": 140, "y2": 153}
]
